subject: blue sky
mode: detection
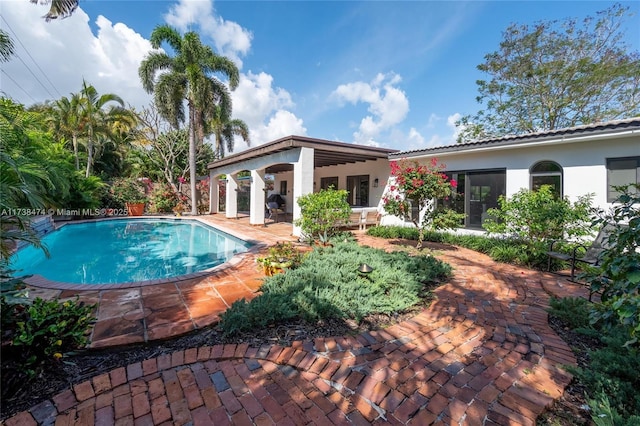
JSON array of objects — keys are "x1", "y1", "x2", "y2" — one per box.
[{"x1": 2, "y1": 1, "x2": 639, "y2": 152}]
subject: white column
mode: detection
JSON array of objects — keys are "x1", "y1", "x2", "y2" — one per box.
[
  {"x1": 209, "y1": 174, "x2": 219, "y2": 214},
  {"x1": 225, "y1": 174, "x2": 238, "y2": 219},
  {"x1": 292, "y1": 147, "x2": 314, "y2": 237},
  {"x1": 249, "y1": 169, "x2": 266, "y2": 226}
]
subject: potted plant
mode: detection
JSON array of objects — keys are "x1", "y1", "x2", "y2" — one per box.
[
  {"x1": 110, "y1": 178, "x2": 147, "y2": 216},
  {"x1": 256, "y1": 241, "x2": 304, "y2": 276}
]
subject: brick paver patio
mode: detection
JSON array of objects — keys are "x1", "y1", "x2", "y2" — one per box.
[{"x1": 3, "y1": 215, "x2": 591, "y2": 425}]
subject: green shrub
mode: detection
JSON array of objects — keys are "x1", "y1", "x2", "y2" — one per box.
[
  {"x1": 483, "y1": 185, "x2": 594, "y2": 243},
  {"x1": 588, "y1": 392, "x2": 640, "y2": 426},
  {"x1": 582, "y1": 184, "x2": 640, "y2": 346},
  {"x1": 219, "y1": 241, "x2": 451, "y2": 336},
  {"x1": 149, "y1": 183, "x2": 178, "y2": 213},
  {"x1": 368, "y1": 226, "x2": 552, "y2": 268},
  {"x1": 295, "y1": 188, "x2": 351, "y2": 242},
  {"x1": 548, "y1": 297, "x2": 592, "y2": 329},
  {"x1": 568, "y1": 327, "x2": 640, "y2": 420},
  {"x1": 2, "y1": 297, "x2": 95, "y2": 377},
  {"x1": 366, "y1": 225, "x2": 419, "y2": 240}
]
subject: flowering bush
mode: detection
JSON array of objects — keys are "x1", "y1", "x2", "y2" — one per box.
[
  {"x1": 383, "y1": 158, "x2": 464, "y2": 248},
  {"x1": 149, "y1": 183, "x2": 179, "y2": 213}
]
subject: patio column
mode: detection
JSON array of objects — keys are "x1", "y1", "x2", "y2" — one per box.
[
  {"x1": 209, "y1": 173, "x2": 220, "y2": 213},
  {"x1": 249, "y1": 169, "x2": 266, "y2": 226},
  {"x1": 225, "y1": 173, "x2": 238, "y2": 219},
  {"x1": 292, "y1": 147, "x2": 314, "y2": 237}
]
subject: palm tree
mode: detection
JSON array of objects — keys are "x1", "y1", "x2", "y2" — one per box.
[
  {"x1": 49, "y1": 94, "x2": 82, "y2": 170},
  {"x1": 78, "y1": 80, "x2": 130, "y2": 178},
  {"x1": 139, "y1": 24, "x2": 239, "y2": 215},
  {"x1": 30, "y1": 0, "x2": 79, "y2": 21},
  {"x1": 0, "y1": 29, "x2": 15, "y2": 62},
  {"x1": 210, "y1": 104, "x2": 250, "y2": 159}
]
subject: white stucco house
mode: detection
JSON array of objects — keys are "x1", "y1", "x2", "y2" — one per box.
[
  {"x1": 386, "y1": 117, "x2": 639, "y2": 229},
  {"x1": 208, "y1": 118, "x2": 639, "y2": 236}
]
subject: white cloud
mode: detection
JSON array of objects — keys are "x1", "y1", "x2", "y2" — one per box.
[
  {"x1": 231, "y1": 72, "x2": 306, "y2": 148},
  {"x1": 1, "y1": 2, "x2": 153, "y2": 108},
  {"x1": 447, "y1": 112, "x2": 463, "y2": 142},
  {"x1": 164, "y1": 0, "x2": 252, "y2": 68},
  {"x1": 331, "y1": 72, "x2": 409, "y2": 145}
]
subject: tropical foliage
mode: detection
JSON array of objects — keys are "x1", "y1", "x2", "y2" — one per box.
[
  {"x1": 139, "y1": 24, "x2": 241, "y2": 214},
  {"x1": 382, "y1": 158, "x2": 464, "y2": 248},
  {"x1": 583, "y1": 184, "x2": 640, "y2": 346},
  {"x1": 548, "y1": 297, "x2": 640, "y2": 422},
  {"x1": 482, "y1": 185, "x2": 594, "y2": 243},
  {"x1": 30, "y1": 0, "x2": 79, "y2": 21},
  {"x1": 456, "y1": 4, "x2": 640, "y2": 142},
  {"x1": 294, "y1": 188, "x2": 351, "y2": 242}
]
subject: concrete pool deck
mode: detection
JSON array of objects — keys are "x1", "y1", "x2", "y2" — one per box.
[{"x1": 6, "y1": 213, "x2": 596, "y2": 424}]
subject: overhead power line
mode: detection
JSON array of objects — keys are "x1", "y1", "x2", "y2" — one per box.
[
  {"x1": 1, "y1": 15, "x2": 62, "y2": 100},
  {"x1": 1, "y1": 69, "x2": 38, "y2": 104}
]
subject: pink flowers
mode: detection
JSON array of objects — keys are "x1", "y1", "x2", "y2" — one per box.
[
  {"x1": 178, "y1": 176, "x2": 186, "y2": 184},
  {"x1": 450, "y1": 179, "x2": 458, "y2": 189}
]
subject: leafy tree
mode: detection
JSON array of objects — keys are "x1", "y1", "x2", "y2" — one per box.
[
  {"x1": 131, "y1": 105, "x2": 216, "y2": 192},
  {"x1": 139, "y1": 24, "x2": 239, "y2": 215},
  {"x1": 457, "y1": 4, "x2": 640, "y2": 142},
  {"x1": 382, "y1": 158, "x2": 464, "y2": 248}
]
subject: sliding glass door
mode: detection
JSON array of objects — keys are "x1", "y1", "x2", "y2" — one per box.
[{"x1": 467, "y1": 171, "x2": 506, "y2": 228}]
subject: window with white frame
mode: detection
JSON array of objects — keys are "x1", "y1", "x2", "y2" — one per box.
[{"x1": 607, "y1": 156, "x2": 640, "y2": 202}]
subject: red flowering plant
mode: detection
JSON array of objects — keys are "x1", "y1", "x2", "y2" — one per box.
[{"x1": 382, "y1": 158, "x2": 465, "y2": 248}]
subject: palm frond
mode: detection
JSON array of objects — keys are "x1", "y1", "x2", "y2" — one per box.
[{"x1": 30, "y1": 0, "x2": 79, "y2": 22}]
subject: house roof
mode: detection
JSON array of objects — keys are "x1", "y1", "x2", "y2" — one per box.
[
  {"x1": 208, "y1": 135, "x2": 399, "y2": 174},
  {"x1": 390, "y1": 117, "x2": 640, "y2": 159}
]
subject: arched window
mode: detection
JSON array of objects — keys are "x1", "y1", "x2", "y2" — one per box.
[{"x1": 530, "y1": 161, "x2": 563, "y2": 197}]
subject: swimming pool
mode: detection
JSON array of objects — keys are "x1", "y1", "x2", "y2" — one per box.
[{"x1": 10, "y1": 218, "x2": 252, "y2": 285}]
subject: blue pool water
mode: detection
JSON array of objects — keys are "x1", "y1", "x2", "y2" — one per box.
[{"x1": 10, "y1": 219, "x2": 252, "y2": 285}]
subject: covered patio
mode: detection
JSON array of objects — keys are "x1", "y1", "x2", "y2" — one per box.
[{"x1": 207, "y1": 136, "x2": 398, "y2": 236}]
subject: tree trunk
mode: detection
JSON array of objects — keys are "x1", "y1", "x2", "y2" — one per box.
[
  {"x1": 85, "y1": 139, "x2": 93, "y2": 178},
  {"x1": 188, "y1": 108, "x2": 198, "y2": 216},
  {"x1": 72, "y1": 133, "x2": 79, "y2": 170}
]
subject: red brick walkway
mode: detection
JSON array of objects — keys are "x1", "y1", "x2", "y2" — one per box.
[{"x1": 4, "y1": 232, "x2": 589, "y2": 425}]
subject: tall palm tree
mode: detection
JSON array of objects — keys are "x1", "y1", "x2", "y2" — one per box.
[
  {"x1": 139, "y1": 24, "x2": 239, "y2": 215},
  {"x1": 30, "y1": 0, "x2": 79, "y2": 21},
  {"x1": 49, "y1": 93, "x2": 82, "y2": 170},
  {"x1": 210, "y1": 104, "x2": 250, "y2": 159},
  {"x1": 78, "y1": 80, "x2": 130, "y2": 178}
]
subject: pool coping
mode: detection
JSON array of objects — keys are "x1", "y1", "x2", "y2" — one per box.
[{"x1": 20, "y1": 215, "x2": 267, "y2": 291}]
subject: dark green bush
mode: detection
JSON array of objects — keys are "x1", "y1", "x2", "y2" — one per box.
[
  {"x1": 219, "y1": 241, "x2": 451, "y2": 336},
  {"x1": 548, "y1": 296, "x2": 591, "y2": 329},
  {"x1": 2, "y1": 297, "x2": 95, "y2": 377},
  {"x1": 550, "y1": 296, "x2": 640, "y2": 421},
  {"x1": 569, "y1": 327, "x2": 640, "y2": 420},
  {"x1": 367, "y1": 226, "x2": 553, "y2": 268}
]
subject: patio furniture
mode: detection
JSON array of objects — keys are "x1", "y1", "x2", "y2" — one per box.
[
  {"x1": 547, "y1": 223, "x2": 617, "y2": 282},
  {"x1": 266, "y1": 202, "x2": 285, "y2": 223},
  {"x1": 362, "y1": 211, "x2": 381, "y2": 230},
  {"x1": 344, "y1": 211, "x2": 363, "y2": 230}
]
